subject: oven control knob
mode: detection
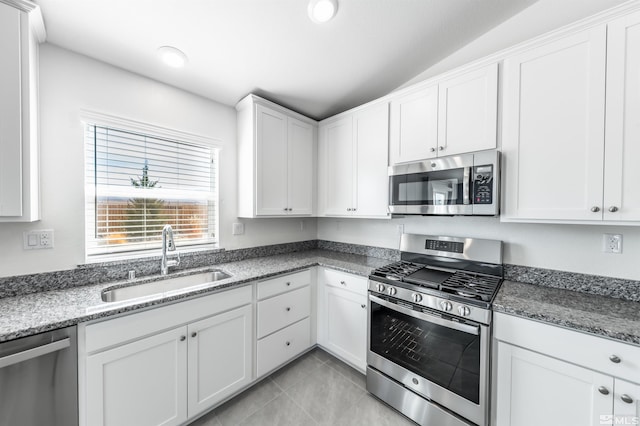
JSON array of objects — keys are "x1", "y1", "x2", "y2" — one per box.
[
  {"x1": 412, "y1": 293, "x2": 423, "y2": 303},
  {"x1": 376, "y1": 283, "x2": 386, "y2": 293},
  {"x1": 388, "y1": 287, "x2": 397, "y2": 296},
  {"x1": 458, "y1": 305, "x2": 471, "y2": 316},
  {"x1": 440, "y1": 301, "x2": 453, "y2": 312}
]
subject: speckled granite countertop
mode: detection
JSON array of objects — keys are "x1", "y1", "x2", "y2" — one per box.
[
  {"x1": 494, "y1": 280, "x2": 640, "y2": 346},
  {"x1": 0, "y1": 250, "x2": 389, "y2": 343}
]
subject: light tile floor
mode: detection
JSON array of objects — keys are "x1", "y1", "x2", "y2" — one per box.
[{"x1": 188, "y1": 347, "x2": 416, "y2": 426}]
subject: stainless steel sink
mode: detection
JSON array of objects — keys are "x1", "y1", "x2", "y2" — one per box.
[{"x1": 101, "y1": 270, "x2": 232, "y2": 302}]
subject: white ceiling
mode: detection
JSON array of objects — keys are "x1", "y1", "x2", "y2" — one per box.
[{"x1": 34, "y1": 0, "x2": 622, "y2": 120}]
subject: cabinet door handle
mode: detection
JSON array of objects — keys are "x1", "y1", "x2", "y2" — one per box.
[
  {"x1": 285, "y1": 341, "x2": 291, "y2": 346},
  {"x1": 609, "y1": 355, "x2": 621, "y2": 363},
  {"x1": 609, "y1": 206, "x2": 619, "y2": 213},
  {"x1": 340, "y1": 281, "x2": 346, "y2": 286},
  {"x1": 286, "y1": 307, "x2": 291, "y2": 312},
  {"x1": 591, "y1": 206, "x2": 601, "y2": 212},
  {"x1": 180, "y1": 336, "x2": 186, "y2": 342},
  {"x1": 191, "y1": 332, "x2": 197, "y2": 338},
  {"x1": 621, "y1": 394, "x2": 634, "y2": 404},
  {"x1": 438, "y1": 146, "x2": 444, "y2": 151},
  {"x1": 361, "y1": 304, "x2": 366, "y2": 309},
  {"x1": 430, "y1": 147, "x2": 436, "y2": 152},
  {"x1": 598, "y1": 386, "x2": 610, "y2": 395}
]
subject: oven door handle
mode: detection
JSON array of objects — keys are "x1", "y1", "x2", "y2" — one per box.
[{"x1": 369, "y1": 294, "x2": 480, "y2": 336}]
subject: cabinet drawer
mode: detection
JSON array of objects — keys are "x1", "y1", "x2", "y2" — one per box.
[
  {"x1": 494, "y1": 312, "x2": 640, "y2": 382},
  {"x1": 322, "y1": 268, "x2": 368, "y2": 296},
  {"x1": 85, "y1": 285, "x2": 252, "y2": 354},
  {"x1": 257, "y1": 286, "x2": 311, "y2": 338},
  {"x1": 257, "y1": 318, "x2": 311, "y2": 378},
  {"x1": 256, "y1": 269, "x2": 311, "y2": 300}
]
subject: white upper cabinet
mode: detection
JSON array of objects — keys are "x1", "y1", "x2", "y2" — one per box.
[
  {"x1": 603, "y1": 10, "x2": 640, "y2": 222},
  {"x1": 237, "y1": 94, "x2": 316, "y2": 218},
  {"x1": 437, "y1": 64, "x2": 498, "y2": 157},
  {"x1": 389, "y1": 84, "x2": 438, "y2": 164},
  {"x1": 0, "y1": 1, "x2": 45, "y2": 222},
  {"x1": 389, "y1": 63, "x2": 498, "y2": 165},
  {"x1": 318, "y1": 102, "x2": 389, "y2": 218},
  {"x1": 502, "y1": 26, "x2": 607, "y2": 221},
  {"x1": 502, "y1": 12, "x2": 640, "y2": 224}
]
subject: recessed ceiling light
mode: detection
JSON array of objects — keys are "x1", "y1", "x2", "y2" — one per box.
[
  {"x1": 157, "y1": 46, "x2": 188, "y2": 68},
  {"x1": 308, "y1": 0, "x2": 338, "y2": 23}
]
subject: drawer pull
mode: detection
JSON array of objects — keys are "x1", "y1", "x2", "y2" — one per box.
[
  {"x1": 191, "y1": 332, "x2": 197, "y2": 338},
  {"x1": 286, "y1": 307, "x2": 291, "y2": 312},
  {"x1": 621, "y1": 394, "x2": 633, "y2": 404},
  {"x1": 286, "y1": 282, "x2": 291, "y2": 286},
  {"x1": 285, "y1": 341, "x2": 291, "y2": 346},
  {"x1": 361, "y1": 304, "x2": 366, "y2": 309},
  {"x1": 598, "y1": 386, "x2": 610, "y2": 395},
  {"x1": 180, "y1": 336, "x2": 186, "y2": 342},
  {"x1": 340, "y1": 281, "x2": 346, "y2": 286},
  {"x1": 609, "y1": 355, "x2": 621, "y2": 364}
]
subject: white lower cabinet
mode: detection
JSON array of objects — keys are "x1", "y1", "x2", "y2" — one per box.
[
  {"x1": 255, "y1": 270, "x2": 313, "y2": 378},
  {"x1": 317, "y1": 267, "x2": 367, "y2": 372},
  {"x1": 80, "y1": 286, "x2": 253, "y2": 426},
  {"x1": 494, "y1": 312, "x2": 640, "y2": 426},
  {"x1": 85, "y1": 326, "x2": 188, "y2": 426}
]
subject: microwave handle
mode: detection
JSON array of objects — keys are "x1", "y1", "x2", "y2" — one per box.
[{"x1": 463, "y1": 166, "x2": 471, "y2": 205}]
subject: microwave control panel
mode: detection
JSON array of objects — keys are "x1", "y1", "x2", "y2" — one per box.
[{"x1": 472, "y1": 165, "x2": 493, "y2": 204}]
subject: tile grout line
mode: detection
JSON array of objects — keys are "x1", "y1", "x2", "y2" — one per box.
[{"x1": 217, "y1": 377, "x2": 283, "y2": 426}]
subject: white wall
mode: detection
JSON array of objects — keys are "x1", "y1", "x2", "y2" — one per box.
[
  {"x1": 398, "y1": 0, "x2": 629, "y2": 90},
  {"x1": 318, "y1": 217, "x2": 640, "y2": 281},
  {"x1": 0, "y1": 44, "x2": 316, "y2": 278}
]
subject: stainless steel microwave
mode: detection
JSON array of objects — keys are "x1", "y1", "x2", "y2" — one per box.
[{"x1": 388, "y1": 150, "x2": 500, "y2": 216}]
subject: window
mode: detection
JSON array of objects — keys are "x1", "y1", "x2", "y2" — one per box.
[{"x1": 84, "y1": 117, "x2": 218, "y2": 259}]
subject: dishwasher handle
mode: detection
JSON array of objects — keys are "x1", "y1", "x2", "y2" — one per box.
[{"x1": 0, "y1": 337, "x2": 70, "y2": 368}]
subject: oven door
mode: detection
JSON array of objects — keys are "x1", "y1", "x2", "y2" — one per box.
[
  {"x1": 388, "y1": 156, "x2": 473, "y2": 215},
  {"x1": 367, "y1": 294, "x2": 489, "y2": 426}
]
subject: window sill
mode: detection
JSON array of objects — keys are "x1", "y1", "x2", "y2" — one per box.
[{"x1": 80, "y1": 244, "x2": 223, "y2": 268}]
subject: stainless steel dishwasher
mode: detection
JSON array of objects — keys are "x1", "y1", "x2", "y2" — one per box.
[{"x1": 0, "y1": 326, "x2": 78, "y2": 426}]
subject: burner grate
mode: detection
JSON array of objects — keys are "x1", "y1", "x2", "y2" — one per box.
[
  {"x1": 441, "y1": 272, "x2": 501, "y2": 301},
  {"x1": 371, "y1": 261, "x2": 423, "y2": 281}
]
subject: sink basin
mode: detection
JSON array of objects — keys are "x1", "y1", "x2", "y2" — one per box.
[{"x1": 101, "y1": 270, "x2": 232, "y2": 302}]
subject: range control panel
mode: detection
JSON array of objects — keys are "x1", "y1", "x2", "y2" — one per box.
[{"x1": 472, "y1": 165, "x2": 494, "y2": 205}]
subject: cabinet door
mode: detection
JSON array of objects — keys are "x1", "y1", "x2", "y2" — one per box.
[
  {"x1": 324, "y1": 286, "x2": 367, "y2": 372},
  {"x1": 0, "y1": 3, "x2": 23, "y2": 217},
  {"x1": 255, "y1": 104, "x2": 288, "y2": 216},
  {"x1": 614, "y1": 379, "x2": 640, "y2": 422},
  {"x1": 501, "y1": 26, "x2": 607, "y2": 221},
  {"x1": 319, "y1": 116, "x2": 354, "y2": 215},
  {"x1": 85, "y1": 327, "x2": 188, "y2": 426},
  {"x1": 187, "y1": 304, "x2": 252, "y2": 418},
  {"x1": 495, "y1": 342, "x2": 613, "y2": 426},
  {"x1": 287, "y1": 117, "x2": 314, "y2": 215},
  {"x1": 604, "y1": 11, "x2": 640, "y2": 221},
  {"x1": 354, "y1": 102, "x2": 389, "y2": 217},
  {"x1": 389, "y1": 84, "x2": 438, "y2": 164},
  {"x1": 437, "y1": 63, "x2": 497, "y2": 157}
]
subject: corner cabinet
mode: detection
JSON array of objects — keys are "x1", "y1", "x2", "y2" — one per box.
[
  {"x1": 236, "y1": 94, "x2": 316, "y2": 218},
  {"x1": 318, "y1": 101, "x2": 390, "y2": 218},
  {"x1": 79, "y1": 286, "x2": 253, "y2": 426},
  {"x1": 502, "y1": 12, "x2": 640, "y2": 223},
  {"x1": 0, "y1": 0, "x2": 45, "y2": 222},
  {"x1": 316, "y1": 268, "x2": 368, "y2": 372},
  {"x1": 493, "y1": 312, "x2": 640, "y2": 426},
  {"x1": 389, "y1": 63, "x2": 498, "y2": 165}
]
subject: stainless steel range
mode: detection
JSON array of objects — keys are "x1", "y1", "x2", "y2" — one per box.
[{"x1": 366, "y1": 233, "x2": 503, "y2": 426}]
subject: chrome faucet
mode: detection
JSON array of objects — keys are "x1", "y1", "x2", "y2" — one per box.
[{"x1": 161, "y1": 224, "x2": 180, "y2": 275}]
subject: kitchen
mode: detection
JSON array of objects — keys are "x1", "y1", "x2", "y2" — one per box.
[{"x1": 1, "y1": 0, "x2": 639, "y2": 425}]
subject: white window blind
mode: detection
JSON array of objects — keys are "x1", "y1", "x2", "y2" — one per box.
[{"x1": 85, "y1": 124, "x2": 218, "y2": 258}]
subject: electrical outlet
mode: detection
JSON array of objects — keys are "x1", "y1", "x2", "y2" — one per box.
[
  {"x1": 23, "y1": 229, "x2": 54, "y2": 250},
  {"x1": 603, "y1": 234, "x2": 622, "y2": 254}
]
